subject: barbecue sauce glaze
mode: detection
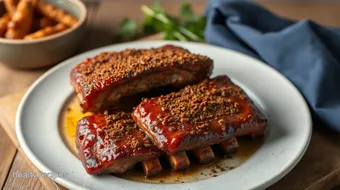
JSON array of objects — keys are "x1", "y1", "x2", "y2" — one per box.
[{"x1": 60, "y1": 95, "x2": 263, "y2": 183}]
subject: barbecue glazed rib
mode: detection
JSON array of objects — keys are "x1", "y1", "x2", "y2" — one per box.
[
  {"x1": 70, "y1": 45, "x2": 213, "y2": 112},
  {"x1": 76, "y1": 111, "x2": 161, "y2": 176},
  {"x1": 220, "y1": 137, "x2": 239, "y2": 158},
  {"x1": 132, "y1": 75, "x2": 268, "y2": 155},
  {"x1": 193, "y1": 146, "x2": 215, "y2": 164}
]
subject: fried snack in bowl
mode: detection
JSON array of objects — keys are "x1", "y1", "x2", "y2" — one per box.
[
  {"x1": 5, "y1": 0, "x2": 34, "y2": 39},
  {"x1": 4, "y1": 0, "x2": 18, "y2": 16},
  {"x1": 24, "y1": 23, "x2": 68, "y2": 39},
  {"x1": 31, "y1": 16, "x2": 55, "y2": 33},
  {"x1": 0, "y1": 0, "x2": 87, "y2": 69},
  {"x1": 31, "y1": 0, "x2": 40, "y2": 7},
  {"x1": 39, "y1": 16, "x2": 55, "y2": 28},
  {"x1": 0, "y1": 13, "x2": 10, "y2": 37},
  {"x1": 37, "y1": 1, "x2": 78, "y2": 27}
]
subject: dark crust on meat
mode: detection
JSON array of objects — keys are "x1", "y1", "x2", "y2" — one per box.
[
  {"x1": 75, "y1": 45, "x2": 211, "y2": 94},
  {"x1": 155, "y1": 78, "x2": 245, "y2": 132},
  {"x1": 103, "y1": 111, "x2": 153, "y2": 149},
  {"x1": 70, "y1": 45, "x2": 213, "y2": 112},
  {"x1": 132, "y1": 76, "x2": 268, "y2": 155},
  {"x1": 76, "y1": 111, "x2": 159, "y2": 175}
]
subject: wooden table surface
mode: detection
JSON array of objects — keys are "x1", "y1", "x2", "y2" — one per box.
[{"x1": 1, "y1": 0, "x2": 340, "y2": 189}]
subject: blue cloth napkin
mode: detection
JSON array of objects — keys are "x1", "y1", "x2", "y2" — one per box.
[{"x1": 204, "y1": 0, "x2": 340, "y2": 132}]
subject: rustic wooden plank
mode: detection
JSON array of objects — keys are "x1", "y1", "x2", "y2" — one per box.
[
  {"x1": 0, "y1": 90, "x2": 26, "y2": 147},
  {"x1": 305, "y1": 167, "x2": 340, "y2": 190},
  {"x1": 0, "y1": 125, "x2": 17, "y2": 189},
  {"x1": 0, "y1": 64, "x2": 46, "y2": 98},
  {"x1": 2, "y1": 148, "x2": 62, "y2": 190},
  {"x1": 268, "y1": 124, "x2": 340, "y2": 190},
  {"x1": 56, "y1": 184, "x2": 67, "y2": 190},
  {"x1": 259, "y1": 1, "x2": 340, "y2": 27},
  {"x1": 3, "y1": 152, "x2": 46, "y2": 190}
]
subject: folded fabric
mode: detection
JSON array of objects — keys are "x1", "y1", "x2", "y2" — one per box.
[{"x1": 204, "y1": 0, "x2": 340, "y2": 132}]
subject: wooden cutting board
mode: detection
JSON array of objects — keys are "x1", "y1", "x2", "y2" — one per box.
[
  {"x1": 1, "y1": 34, "x2": 340, "y2": 189},
  {"x1": 0, "y1": 90, "x2": 65, "y2": 190}
]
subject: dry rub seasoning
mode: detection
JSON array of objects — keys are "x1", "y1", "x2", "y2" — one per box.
[
  {"x1": 76, "y1": 46, "x2": 212, "y2": 95},
  {"x1": 103, "y1": 111, "x2": 151, "y2": 150},
  {"x1": 149, "y1": 79, "x2": 246, "y2": 133}
]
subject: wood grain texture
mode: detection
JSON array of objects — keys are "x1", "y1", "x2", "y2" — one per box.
[
  {"x1": 305, "y1": 167, "x2": 340, "y2": 190},
  {"x1": 3, "y1": 151, "x2": 47, "y2": 190},
  {"x1": 0, "y1": 90, "x2": 26, "y2": 147},
  {"x1": 0, "y1": 126, "x2": 17, "y2": 189},
  {"x1": 259, "y1": 1, "x2": 340, "y2": 27},
  {"x1": 0, "y1": 64, "x2": 46, "y2": 98},
  {"x1": 268, "y1": 125, "x2": 340, "y2": 189}
]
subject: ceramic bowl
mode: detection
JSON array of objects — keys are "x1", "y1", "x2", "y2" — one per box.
[{"x1": 0, "y1": 0, "x2": 87, "y2": 69}]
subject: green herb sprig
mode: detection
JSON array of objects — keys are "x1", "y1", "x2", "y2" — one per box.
[{"x1": 115, "y1": 1, "x2": 206, "y2": 42}]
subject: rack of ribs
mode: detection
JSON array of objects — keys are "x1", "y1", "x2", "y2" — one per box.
[
  {"x1": 132, "y1": 76, "x2": 268, "y2": 170},
  {"x1": 70, "y1": 45, "x2": 213, "y2": 112},
  {"x1": 76, "y1": 111, "x2": 162, "y2": 177}
]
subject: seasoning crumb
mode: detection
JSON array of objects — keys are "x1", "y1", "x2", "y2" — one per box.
[
  {"x1": 210, "y1": 169, "x2": 217, "y2": 174},
  {"x1": 215, "y1": 164, "x2": 226, "y2": 172},
  {"x1": 151, "y1": 77, "x2": 246, "y2": 134},
  {"x1": 103, "y1": 111, "x2": 154, "y2": 151}
]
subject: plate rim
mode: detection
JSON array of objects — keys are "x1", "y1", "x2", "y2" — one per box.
[{"x1": 16, "y1": 40, "x2": 312, "y2": 190}]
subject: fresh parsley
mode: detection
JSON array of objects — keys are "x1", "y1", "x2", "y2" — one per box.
[
  {"x1": 115, "y1": 1, "x2": 206, "y2": 42},
  {"x1": 115, "y1": 18, "x2": 138, "y2": 42}
]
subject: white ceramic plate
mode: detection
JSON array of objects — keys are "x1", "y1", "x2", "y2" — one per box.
[{"x1": 16, "y1": 41, "x2": 312, "y2": 190}]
